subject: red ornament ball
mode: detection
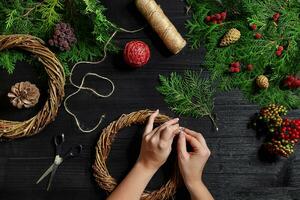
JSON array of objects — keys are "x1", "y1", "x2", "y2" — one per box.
[{"x1": 124, "y1": 41, "x2": 150, "y2": 68}]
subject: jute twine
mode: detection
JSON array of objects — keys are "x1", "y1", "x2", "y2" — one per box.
[
  {"x1": 93, "y1": 109, "x2": 180, "y2": 200},
  {"x1": 0, "y1": 34, "x2": 65, "y2": 139},
  {"x1": 136, "y1": 0, "x2": 186, "y2": 54}
]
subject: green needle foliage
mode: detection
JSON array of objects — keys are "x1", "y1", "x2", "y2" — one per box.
[
  {"x1": 0, "y1": 0, "x2": 118, "y2": 75},
  {"x1": 186, "y1": 0, "x2": 300, "y2": 109},
  {"x1": 157, "y1": 70, "x2": 218, "y2": 130}
]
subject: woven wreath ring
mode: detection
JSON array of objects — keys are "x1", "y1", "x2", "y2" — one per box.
[
  {"x1": 93, "y1": 109, "x2": 180, "y2": 200},
  {"x1": 0, "y1": 34, "x2": 65, "y2": 139}
]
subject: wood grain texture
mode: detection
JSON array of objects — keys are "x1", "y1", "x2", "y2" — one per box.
[{"x1": 0, "y1": 0, "x2": 299, "y2": 199}]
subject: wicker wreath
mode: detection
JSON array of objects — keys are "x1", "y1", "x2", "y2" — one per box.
[
  {"x1": 93, "y1": 109, "x2": 180, "y2": 200},
  {"x1": 0, "y1": 34, "x2": 65, "y2": 139}
]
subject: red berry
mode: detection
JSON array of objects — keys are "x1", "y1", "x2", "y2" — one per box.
[
  {"x1": 217, "y1": 20, "x2": 222, "y2": 24},
  {"x1": 278, "y1": 46, "x2": 284, "y2": 51},
  {"x1": 231, "y1": 62, "x2": 240, "y2": 68},
  {"x1": 276, "y1": 50, "x2": 282, "y2": 57},
  {"x1": 251, "y1": 24, "x2": 257, "y2": 30},
  {"x1": 255, "y1": 33, "x2": 262, "y2": 39},
  {"x1": 221, "y1": 12, "x2": 227, "y2": 20},
  {"x1": 216, "y1": 14, "x2": 221, "y2": 20},
  {"x1": 235, "y1": 67, "x2": 241, "y2": 73},
  {"x1": 247, "y1": 64, "x2": 254, "y2": 71},
  {"x1": 229, "y1": 67, "x2": 235, "y2": 72},
  {"x1": 212, "y1": 20, "x2": 217, "y2": 24},
  {"x1": 211, "y1": 15, "x2": 216, "y2": 20},
  {"x1": 273, "y1": 13, "x2": 280, "y2": 22},
  {"x1": 206, "y1": 16, "x2": 211, "y2": 22}
]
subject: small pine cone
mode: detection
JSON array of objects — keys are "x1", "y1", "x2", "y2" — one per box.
[
  {"x1": 256, "y1": 75, "x2": 269, "y2": 89},
  {"x1": 7, "y1": 81, "x2": 40, "y2": 109},
  {"x1": 220, "y1": 28, "x2": 241, "y2": 47}
]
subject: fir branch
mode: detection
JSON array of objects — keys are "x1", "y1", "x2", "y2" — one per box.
[
  {"x1": 186, "y1": 0, "x2": 300, "y2": 109},
  {"x1": 157, "y1": 70, "x2": 218, "y2": 130}
]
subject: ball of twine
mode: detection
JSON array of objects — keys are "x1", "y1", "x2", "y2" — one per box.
[
  {"x1": 93, "y1": 109, "x2": 180, "y2": 200},
  {"x1": 0, "y1": 34, "x2": 65, "y2": 139}
]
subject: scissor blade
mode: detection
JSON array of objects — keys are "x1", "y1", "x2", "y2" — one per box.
[
  {"x1": 47, "y1": 165, "x2": 58, "y2": 191},
  {"x1": 36, "y1": 164, "x2": 55, "y2": 184}
]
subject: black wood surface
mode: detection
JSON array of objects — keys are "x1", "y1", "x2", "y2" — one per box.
[{"x1": 0, "y1": 0, "x2": 299, "y2": 200}]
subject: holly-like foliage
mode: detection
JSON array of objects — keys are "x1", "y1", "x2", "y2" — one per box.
[
  {"x1": 0, "y1": 0, "x2": 118, "y2": 75},
  {"x1": 186, "y1": 0, "x2": 300, "y2": 109}
]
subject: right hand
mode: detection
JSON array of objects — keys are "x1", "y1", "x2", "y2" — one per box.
[
  {"x1": 137, "y1": 110, "x2": 180, "y2": 172},
  {"x1": 177, "y1": 128, "x2": 211, "y2": 190}
]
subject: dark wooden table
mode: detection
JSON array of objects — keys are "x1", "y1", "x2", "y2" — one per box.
[{"x1": 0, "y1": 0, "x2": 299, "y2": 199}]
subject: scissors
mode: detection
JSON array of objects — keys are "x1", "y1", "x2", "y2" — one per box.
[{"x1": 36, "y1": 134, "x2": 83, "y2": 191}]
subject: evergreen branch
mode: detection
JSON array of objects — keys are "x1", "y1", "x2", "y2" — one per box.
[
  {"x1": 185, "y1": 0, "x2": 300, "y2": 109},
  {"x1": 157, "y1": 70, "x2": 218, "y2": 131}
]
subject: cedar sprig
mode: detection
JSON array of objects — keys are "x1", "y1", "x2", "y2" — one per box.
[
  {"x1": 157, "y1": 70, "x2": 218, "y2": 130},
  {"x1": 186, "y1": 0, "x2": 300, "y2": 109},
  {"x1": 0, "y1": 0, "x2": 118, "y2": 75}
]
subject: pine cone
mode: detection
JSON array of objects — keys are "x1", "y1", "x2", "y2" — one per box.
[
  {"x1": 220, "y1": 28, "x2": 241, "y2": 47},
  {"x1": 256, "y1": 75, "x2": 269, "y2": 89},
  {"x1": 7, "y1": 81, "x2": 40, "y2": 109}
]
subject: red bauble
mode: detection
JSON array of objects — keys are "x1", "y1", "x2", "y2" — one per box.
[{"x1": 124, "y1": 41, "x2": 150, "y2": 68}]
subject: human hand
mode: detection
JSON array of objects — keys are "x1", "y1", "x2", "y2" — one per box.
[
  {"x1": 177, "y1": 128, "x2": 211, "y2": 190},
  {"x1": 137, "y1": 110, "x2": 180, "y2": 172}
]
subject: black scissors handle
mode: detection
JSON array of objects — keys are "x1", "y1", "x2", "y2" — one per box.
[
  {"x1": 63, "y1": 145, "x2": 83, "y2": 160},
  {"x1": 54, "y1": 134, "x2": 65, "y2": 156}
]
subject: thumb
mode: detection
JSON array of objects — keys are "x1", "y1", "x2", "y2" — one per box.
[{"x1": 177, "y1": 131, "x2": 189, "y2": 160}]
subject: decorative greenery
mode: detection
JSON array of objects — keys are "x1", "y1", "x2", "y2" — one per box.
[
  {"x1": 0, "y1": 0, "x2": 118, "y2": 75},
  {"x1": 186, "y1": 0, "x2": 300, "y2": 109},
  {"x1": 157, "y1": 70, "x2": 218, "y2": 130}
]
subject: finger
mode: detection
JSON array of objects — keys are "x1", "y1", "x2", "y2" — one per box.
[
  {"x1": 183, "y1": 128, "x2": 209, "y2": 150},
  {"x1": 160, "y1": 124, "x2": 180, "y2": 141},
  {"x1": 185, "y1": 133, "x2": 205, "y2": 153},
  {"x1": 157, "y1": 118, "x2": 179, "y2": 133},
  {"x1": 177, "y1": 132, "x2": 189, "y2": 160},
  {"x1": 144, "y1": 109, "x2": 159, "y2": 135}
]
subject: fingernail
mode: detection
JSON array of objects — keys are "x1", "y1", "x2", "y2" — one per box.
[
  {"x1": 156, "y1": 109, "x2": 159, "y2": 113},
  {"x1": 175, "y1": 118, "x2": 179, "y2": 121}
]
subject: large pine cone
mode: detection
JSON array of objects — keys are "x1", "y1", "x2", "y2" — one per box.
[
  {"x1": 256, "y1": 75, "x2": 269, "y2": 89},
  {"x1": 220, "y1": 28, "x2": 241, "y2": 47},
  {"x1": 7, "y1": 81, "x2": 40, "y2": 109}
]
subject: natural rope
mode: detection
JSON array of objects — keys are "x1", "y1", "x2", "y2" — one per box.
[
  {"x1": 93, "y1": 109, "x2": 180, "y2": 200},
  {"x1": 0, "y1": 34, "x2": 65, "y2": 139},
  {"x1": 64, "y1": 27, "x2": 144, "y2": 133},
  {"x1": 135, "y1": 0, "x2": 186, "y2": 54}
]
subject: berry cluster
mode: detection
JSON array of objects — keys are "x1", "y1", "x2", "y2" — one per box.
[
  {"x1": 264, "y1": 138, "x2": 295, "y2": 157},
  {"x1": 205, "y1": 11, "x2": 227, "y2": 24},
  {"x1": 276, "y1": 45, "x2": 284, "y2": 57},
  {"x1": 258, "y1": 104, "x2": 287, "y2": 132},
  {"x1": 284, "y1": 75, "x2": 300, "y2": 89},
  {"x1": 229, "y1": 61, "x2": 240, "y2": 73},
  {"x1": 250, "y1": 23, "x2": 263, "y2": 39},
  {"x1": 273, "y1": 12, "x2": 281, "y2": 23},
  {"x1": 277, "y1": 119, "x2": 300, "y2": 141},
  {"x1": 229, "y1": 62, "x2": 255, "y2": 73},
  {"x1": 48, "y1": 22, "x2": 77, "y2": 51},
  {"x1": 252, "y1": 104, "x2": 300, "y2": 158}
]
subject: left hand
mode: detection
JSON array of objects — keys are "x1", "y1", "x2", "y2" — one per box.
[{"x1": 137, "y1": 110, "x2": 180, "y2": 171}]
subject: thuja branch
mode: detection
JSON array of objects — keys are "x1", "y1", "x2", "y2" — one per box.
[{"x1": 157, "y1": 70, "x2": 218, "y2": 131}]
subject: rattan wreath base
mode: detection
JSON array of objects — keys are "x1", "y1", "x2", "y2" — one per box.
[
  {"x1": 93, "y1": 109, "x2": 180, "y2": 200},
  {"x1": 0, "y1": 34, "x2": 65, "y2": 139}
]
